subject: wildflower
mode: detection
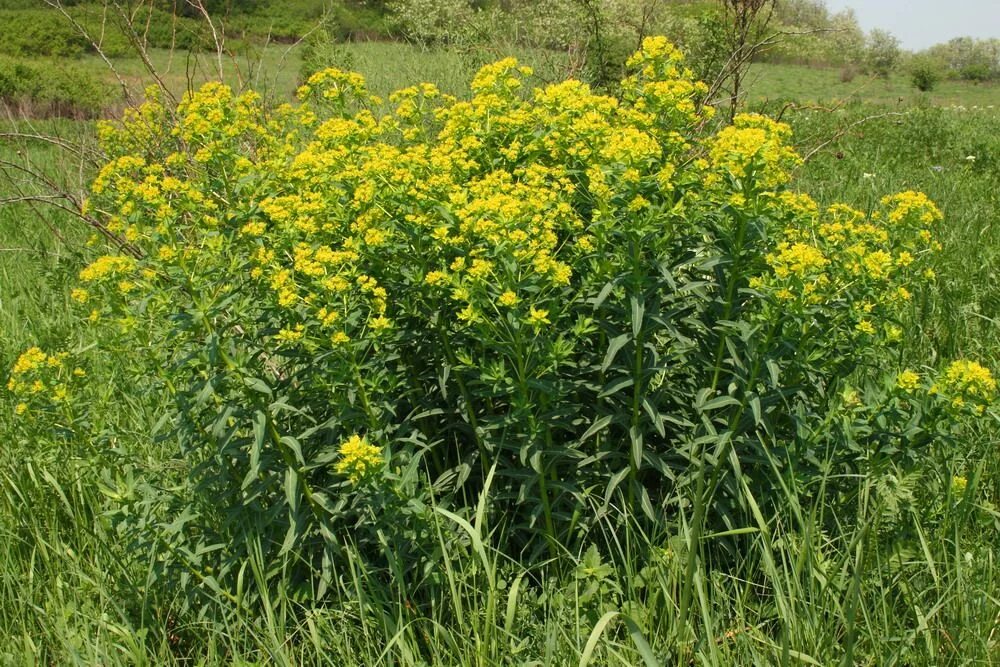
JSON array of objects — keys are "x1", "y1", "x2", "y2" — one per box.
[
  {"x1": 369, "y1": 315, "x2": 392, "y2": 332},
  {"x1": 951, "y1": 475, "x2": 968, "y2": 496},
  {"x1": 934, "y1": 360, "x2": 996, "y2": 409},
  {"x1": 14, "y1": 403, "x2": 27, "y2": 416},
  {"x1": 768, "y1": 242, "x2": 828, "y2": 279},
  {"x1": 527, "y1": 307, "x2": 550, "y2": 328},
  {"x1": 335, "y1": 434, "x2": 383, "y2": 483},
  {"x1": 425, "y1": 271, "x2": 449, "y2": 286},
  {"x1": 275, "y1": 325, "x2": 304, "y2": 344},
  {"x1": 10, "y1": 347, "x2": 48, "y2": 376},
  {"x1": 896, "y1": 370, "x2": 920, "y2": 392},
  {"x1": 965, "y1": 155, "x2": 976, "y2": 162},
  {"x1": 457, "y1": 304, "x2": 478, "y2": 323},
  {"x1": 498, "y1": 291, "x2": 519, "y2": 307},
  {"x1": 79, "y1": 255, "x2": 134, "y2": 282},
  {"x1": 240, "y1": 221, "x2": 267, "y2": 237},
  {"x1": 863, "y1": 172, "x2": 876, "y2": 179},
  {"x1": 855, "y1": 320, "x2": 875, "y2": 335}
]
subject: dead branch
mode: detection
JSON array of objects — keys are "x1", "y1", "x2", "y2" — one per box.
[{"x1": 798, "y1": 110, "x2": 909, "y2": 164}]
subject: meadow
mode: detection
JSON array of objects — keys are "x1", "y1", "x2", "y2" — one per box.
[{"x1": 1, "y1": 16, "x2": 1000, "y2": 667}]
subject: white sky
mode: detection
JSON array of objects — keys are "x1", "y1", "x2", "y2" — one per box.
[{"x1": 824, "y1": 0, "x2": 1000, "y2": 50}]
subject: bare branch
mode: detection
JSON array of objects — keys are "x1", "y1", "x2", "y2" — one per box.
[
  {"x1": 798, "y1": 111, "x2": 909, "y2": 164},
  {"x1": 43, "y1": 0, "x2": 135, "y2": 108}
]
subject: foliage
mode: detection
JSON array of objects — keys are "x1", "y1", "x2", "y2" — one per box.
[
  {"x1": 910, "y1": 54, "x2": 942, "y2": 92},
  {"x1": 922, "y1": 36, "x2": 1000, "y2": 82},
  {"x1": 0, "y1": 9, "x2": 92, "y2": 57},
  {"x1": 866, "y1": 28, "x2": 901, "y2": 79},
  {"x1": 0, "y1": 55, "x2": 117, "y2": 117},
  {"x1": 5, "y1": 37, "x2": 982, "y2": 631},
  {"x1": 387, "y1": 0, "x2": 482, "y2": 45},
  {"x1": 3, "y1": 36, "x2": 1000, "y2": 664}
]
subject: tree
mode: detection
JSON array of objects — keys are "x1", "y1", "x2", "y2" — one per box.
[
  {"x1": 704, "y1": 0, "x2": 777, "y2": 121},
  {"x1": 866, "y1": 28, "x2": 900, "y2": 78}
]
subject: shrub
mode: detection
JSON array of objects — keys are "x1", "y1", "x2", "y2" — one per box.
[
  {"x1": 0, "y1": 10, "x2": 90, "y2": 58},
  {"x1": 866, "y1": 28, "x2": 901, "y2": 78},
  {"x1": 910, "y1": 55, "x2": 941, "y2": 92},
  {"x1": 959, "y1": 62, "x2": 993, "y2": 83},
  {"x1": 388, "y1": 0, "x2": 480, "y2": 45},
  {"x1": 33, "y1": 37, "x2": 992, "y2": 613},
  {"x1": 0, "y1": 55, "x2": 117, "y2": 117}
]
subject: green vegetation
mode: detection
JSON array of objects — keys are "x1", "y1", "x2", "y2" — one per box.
[{"x1": 1, "y1": 2, "x2": 999, "y2": 665}]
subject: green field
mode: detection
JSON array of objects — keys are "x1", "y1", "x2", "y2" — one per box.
[{"x1": 2, "y1": 8, "x2": 1000, "y2": 665}]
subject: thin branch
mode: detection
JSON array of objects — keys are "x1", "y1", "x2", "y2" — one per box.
[
  {"x1": 43, "y1": 0, "x2": 135, "y2": 107},
  {"x1": 798, "y1": 111, "x2": 909, "y2": 164},
  {"x1": 187, "y1": 0, "x2": 226, "y2": 81}
]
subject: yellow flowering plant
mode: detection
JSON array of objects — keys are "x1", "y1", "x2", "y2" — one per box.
[
  {"x1": 60, "y1": 37, "x2": 994, "y2": 608},
  {"x1": 5, "y1": 346, "x2": 87, "y2": 429}
]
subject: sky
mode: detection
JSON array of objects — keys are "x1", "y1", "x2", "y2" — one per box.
[{"x1": 824, "y1": 0, "x2": 1000, "y2": 50}]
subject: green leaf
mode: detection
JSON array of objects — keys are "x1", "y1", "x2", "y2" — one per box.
[
  {"x1": 243, "y1": 376, "x2": 272, "y2": 397},
  {"x1": 581, "y1": 415, "x2": 614, "y2": 443},
  {"x1": 602, "y1": 333, "x2": 631, "y2": 372},
  {"x1": 700, "y1": 395, "x2": 741, "y2": 412},
  {"x1": 630, "y1": 296, "x2": 645, "y2": 339},
  {"x1": 284, "y1": 467, "x2": 299, "y2": 514},
  {"x1": 599, "y1": 376, "x2": 634, "y2": 398},
  {"x1": 579, "y1": 611, "x2": 619, "y2": 667}
]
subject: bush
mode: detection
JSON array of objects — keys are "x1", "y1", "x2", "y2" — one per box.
[
  {"x1": 959, "y1": 62, "x2": 993, "y2": 83},
  {"x1": 910, "y1": 55, "x2": 941, "y2": 92},
  {"x1": 0, "y1": 55, "x2": 117, "y2": 117},
  {"x1": 388, "y1": 0, "x2": 481, "y2": 45},
  {"x1": 0, "y1": 10, "x2": 90, "y2": 58},
  {"x1": 866, "y1": 28, "x2": 901, "y2": 78},
  {"x1": 29, "y1": 38, "x2": 992, "y2": 614}
]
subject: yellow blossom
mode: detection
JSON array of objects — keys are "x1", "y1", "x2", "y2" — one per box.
[
  {"x1": 335, "y1": 434, "x2": 383, "y2": 483},
  {"x1": 498, "y1": 291, "x2": 519, "y2": 307},
  {"x1": 527, "y1": 307, "x2": 550, "y2": 328},
  {"x1": 896, "y1": 370, "x2": 920, "y2": 392}
]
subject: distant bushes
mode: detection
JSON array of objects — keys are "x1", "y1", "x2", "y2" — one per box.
[
  {"x1": 0, "y1": 10, "x2": 92, "y2": 57},
  {"x1": 0, "y1": 56, "x2": 117, "y2": 118},
  {"x1": 922, "y1": 36, "x2": 1000, "y2": 82},
  {"x1": 0, "y1": 6, "x2": 215, "y2": 59}
]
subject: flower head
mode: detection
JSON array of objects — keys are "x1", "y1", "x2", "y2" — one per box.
[
  {"x1": 335, "y1": 434, "x2": 383, "y2": 484},
  {"x1": 527, "y1": 306, "x2": 550, "y2": 328},
  {"x1": 896, "y1": 370, "x2": 920, "y2": 392}
]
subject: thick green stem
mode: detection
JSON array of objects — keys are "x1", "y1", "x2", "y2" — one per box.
[
  {"x1": 677, "y1": 209, "x2": 751, "y2": 651},
  {"x1": 514, "y1": 324, "x2": 558, "y2": 558}
]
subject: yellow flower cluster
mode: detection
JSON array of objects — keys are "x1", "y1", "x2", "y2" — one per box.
[
  {"x1": 79, "y1": 255, "x2": 135, "y2": 282},
  {"x1": 932, "y1": 359, "x2": 997, "y2": 412},
  {"x1": 767, "y1": 242, "x2": 829, "y2": 280},
  {"x1": 79, "y1": 37, "x2": 726, "y2": 350},
  {"x1": 896, "y1": 369, "x2": 921, "y2": 392},
  {"x1": 6, "y1": 346, "x2": 84, "y2": 416},
  {"x1": 754, "y1": 186, "x2": 942, "y2": 342},
  {"x1": 709, "y1": 114, "x2": 800, "y2": 189},
  {"x1": 335, "y1": 434, "x2": 383, "y2": 483}
]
